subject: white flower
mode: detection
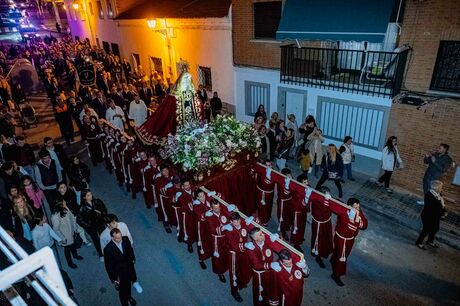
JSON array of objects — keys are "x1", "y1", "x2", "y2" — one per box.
[{"x1": 196, "y1": 151, "x2": 202, "y2": 157}]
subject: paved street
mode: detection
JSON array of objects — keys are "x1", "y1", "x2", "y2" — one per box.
[
  {"x1": 47, "y1": 151, "x2": 459, "y2": 306},
  {"x1": 7, "y1": 91, "x2": 460, "y2": 306}
]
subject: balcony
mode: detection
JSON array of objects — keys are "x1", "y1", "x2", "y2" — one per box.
[{"x1": 280, "y1": 45, "x2": 410, "y2": 98}]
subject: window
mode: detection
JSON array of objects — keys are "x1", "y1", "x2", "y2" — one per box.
[
  {"x1": 245, "y1": 81, "x2": 270, "y2": 116},
  {"x1": 106, "y1": 0, "x2": 114, "y2": 18},
  {"x1": 102, "y1": 41, "x2": 110, "y2": 53},
  {"x1": 198, "y1": 66, "x2": 212, "y2": 90},
  {"x1": 96, "y1": 0, "x2": 104, "y2": 19},
  {"x1": 430, "y1": 41, "x2": 460, "y2": 94},
  {"x1": 111, "y1": 43, "x2": 120, "y2": 56},
  {"x1": 253, "y1": 1, "x2": 282, "y2": 39},
  {"x1": 150, "y1": 57, "x2": 163, "y2": 75},
  {"x1": 75, "y1": 36, "x2": 80, "y2": 41},
  {"x1": 88, "y1": 2, "x2": 94, "y2": 15}
]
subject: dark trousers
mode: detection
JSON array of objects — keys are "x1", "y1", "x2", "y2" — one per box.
[
  {"x1": 43, "y1": 189, "x2": 58, "y2": 212},
  {"x1": 344, "y1": 163, "x2": 353, "y2": 179},
  {"x1": 316, "y1": 173, "x2": 343, "y2": 198},
  {"x1": 416, "y1": 218, "x2": 440, "y2": 245},
  {"x1": 64, "y1": 243, "x2": 78, "y2": 265},
  {"x1": 118, "y1": 267, "x2": 137, "y2": 306},
  {"x1": 86, "y1": 228, "x2": 103, "y2": 257},
  {"x1": 378, "y1": 170, "x2": 393, "y2": 188}
]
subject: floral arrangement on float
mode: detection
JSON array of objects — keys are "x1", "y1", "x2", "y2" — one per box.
[{"x1": 158, "y1": 115, "x2": 261, "y2": 178}]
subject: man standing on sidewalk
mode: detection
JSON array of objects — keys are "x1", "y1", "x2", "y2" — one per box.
[{"x1": 419, "y1": 144, "x2": 453, "y2": 203}]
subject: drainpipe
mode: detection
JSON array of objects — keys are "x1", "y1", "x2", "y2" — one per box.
[{"x1": 395, "y1": 0, "x2": 403, "y2": 35}]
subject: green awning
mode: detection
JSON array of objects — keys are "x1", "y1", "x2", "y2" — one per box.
[{"x1": 276, "y1": 0, "x2": 396, "y2": 43}]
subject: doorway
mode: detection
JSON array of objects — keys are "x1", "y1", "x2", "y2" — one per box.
[{"x1": 277, "y1": 87, "x2": 308, "y2": 124}]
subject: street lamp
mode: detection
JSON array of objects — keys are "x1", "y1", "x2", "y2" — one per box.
[
  {"x1": 147, "y1": 19, "x2": 157, "y2": 29},
  {"x1": 72, "y1": 3, "x2": 79, "y2": 11}
]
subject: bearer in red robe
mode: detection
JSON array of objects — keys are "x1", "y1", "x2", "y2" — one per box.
[
  {"x1": 245, "y1": 227, "x2": 276, "y2": 306},
  {"x1": 177, "y1": 179, "x2": 197, "y2": 253},
  {"x1": 113, "y1": 134, "x2": 127, "y2": 186},
  {"x1": 277, "y1": 168, "x2": 293, "y2": 240},
  {"x1": 269, "y1": 249, "x2": 310, "y2": 306},
  {"x1": 205, "y1": 199, "x2": 233, "y2": 283},
  {"x1": 165, "y1": 176, "x2": 182, "y2": 228},
  {"x1": 255, "y1": 160, "x2": 275, "y2": 226},
  {"x1": 131, "y1": 151, "x2": 149, "y2": 199},
  {"x1": 310, "y1": 186, "x2": 334, "y2": 269},
  {"x1": 193, "y1": 189, "x2": 212, "y2": 269},
  {"x1": 330, "y1": 197, "x2": 368, "y2": 287},
  {"x1": 223, "y1": 212, "x2": 253, "y2": 303},
  {"x1": 142, "y1": 156, "x2": 160, "y2": 209},
  {"x1": 289, "y1": 174, "x2": 311, "y2": 253},
  {"x1": 81, "y1": 115, "x2": 104, "y2": 166},
  {"x1": 154, "y1": 165, "x2": 173, "y2": 233}
]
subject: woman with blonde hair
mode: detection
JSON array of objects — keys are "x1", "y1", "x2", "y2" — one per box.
[
  {"x1": 11, "y1": 195, "x2": 42, "y2": 246},
  {"x1": 315, "y1": 144, "x2": 344, "y2": 198},
  {"x1": 415, "y1": 180, "x2": 446, "y2": 250}
]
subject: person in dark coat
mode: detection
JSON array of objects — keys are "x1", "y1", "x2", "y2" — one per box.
[
  {"x1": 422, "y1": 144, "x2": 453, "y2": 195},
  {"x1": 210, "y1": 91, "x2": 222, "y2": 118},
  {"x1": 416, "y1": 180, "x2": 446, "y2": 249},
  {"x1": 67, "y1": 156, "x2": 90, "y2": 193},
  {"x1": 315, "y1": 144, "x2": 344, "y2": 198},
  {"x1": 104, "y1": 228, "x2": 143, "y2": 306},
  {"x1": 138, "y1": 81, "x2": 153, "y2": 108},
  {"x1": 5, "y1": 136, "x2": 36, "y2": 178},
  {"x1": 91, "y1": 91, "x2": 108, "y2": 119},
  {"x1": 54, "y1": 97, "x2": 74, "y2": 145},
  {"x1": 78, "y1": 190, "x2": 107, "y2": 261},
  {"x1": 0, "y1": 161, "x2": 22, "y2": 201},
  {"x1": 254, "y1": 104, "x2": 267, "y2": 123}
]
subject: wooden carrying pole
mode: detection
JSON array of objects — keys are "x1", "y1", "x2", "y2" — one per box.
[
  {"x1": 257, "y1": 162, "x2": 350, "y2": 212},
  {"x1": 200, "y1": 186, "x2": 304, "y2": 260}
]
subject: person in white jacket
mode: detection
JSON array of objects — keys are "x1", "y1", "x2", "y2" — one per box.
[
  {"x1": 128, "y1": 93, "x2": 147, "y2": 127},
  {"x1": 377, "y1": 136, "x2": 403, "y2": 193},
  {"x1": 339, "y1": 136, "x2": 355, "y2": 181},
  {"x1": 100, "y1": 213, "x2": 133, "y2": 250},
  {"x1": 105, "y1": 99, "x2": 125, "y2": 130}
]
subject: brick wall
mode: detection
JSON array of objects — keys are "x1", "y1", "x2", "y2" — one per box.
[
  {"x1": 387, "y1": 0, "x2": 460, "y2": 213},
  {"x1": 232, "y1": 0, "x2": 282, "y2": 68}
]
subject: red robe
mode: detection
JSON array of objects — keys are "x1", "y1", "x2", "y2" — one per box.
[
  {"x1": 82, "y1": 123, "x2": 104, "y2": 164},
  {"x1": 310, "y1": 193, "x2": 333, "y2": 258},
  {"x1": 178, "y1": 190, "x2": 197, "y2": 243},
  {"x1": 166, "y1": 185, "x2": 182, "y2": 227},
  {"x1": 276, "y1": 181, "x2": 293, "y2": 233},
  {"x1": 143, "y1": 165, "x2": 160, "y2": 209},
  {"x1": 205, "y1": 209, "x2": 230, "y2": 275},
  {"x1": 113, "y1": 142, "x2": 126, "y2": 184},
  {"x1": 223, "y1": 223, "x2": 252, "y2": 294},
  {"x1": 255, "y1": 172, "x2": 275, "y2": 225},
  {"x1": 154, "y1": 176, "x2": 172, "y2": 222},
  {"x1": 124, "y1": 145, "x2": 137, "y2": 186},
  {"x1": 246, "y1": 238, "x2": 275, "y2": 306},
  {"x1": 289, "y1": 189, "x2": 309, "y2": 246},
  {"x1": 131, "y1": 157, "x2": 148, "y2": 195},
  {"x1": 193, "y1": 199, "x2": 212, "y2": 261},
  {"x1": 269, "y1": 263, "x2": 307, "y2": 306},
  {"x1": 331, "y1": 209, "x2": 368, "y2": 277}
]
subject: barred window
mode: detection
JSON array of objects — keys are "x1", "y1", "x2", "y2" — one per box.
[
  {"x1": 245, "y1": 81, "x2": 270, "y2": 116},
  {"x1": 430, "y1": 41, "x2": 460, "y2": 94}
]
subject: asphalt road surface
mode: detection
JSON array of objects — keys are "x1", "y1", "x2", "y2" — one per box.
[{"x1": 56, "y1": 160, "x2": 460, "y2": 306}]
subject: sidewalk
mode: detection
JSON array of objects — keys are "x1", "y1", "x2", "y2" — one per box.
[{"x1": 286, "y1": 160, "x2": 460, "y2": 250}]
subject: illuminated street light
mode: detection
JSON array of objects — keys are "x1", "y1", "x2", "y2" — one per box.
[
  {"x1": 72, "y1": 3, "x2": 79, "y2": 11},
  {"x1": 147, "y1": 19, "x2": 157, "y2": 29}
]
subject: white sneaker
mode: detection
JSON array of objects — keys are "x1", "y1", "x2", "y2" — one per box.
[
  {"x1": 416, "y1": 200, "x2": 424, "y2": 205},
  {"x1": 133, "y1": 281, "x2": 143, "y2": 293},
  {"x1": 99, "y1": 256, "x2": 104, "y2": 263}
]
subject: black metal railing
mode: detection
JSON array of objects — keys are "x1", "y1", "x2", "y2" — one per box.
[{"x1": 280, "y1": 45, "x2": 410, "y2": 98}]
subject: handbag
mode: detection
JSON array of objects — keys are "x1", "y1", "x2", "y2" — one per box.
[
  {"x1": 328, "y1": 171, "x2": 338, "y2": 179},
  {"x1": 73, "y1": 232, "x2": 83, "y2": 249}
]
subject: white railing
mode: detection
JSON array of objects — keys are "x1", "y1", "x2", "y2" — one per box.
[{"x1": 0, "y1": 226, "x2": 77, "y2": 306}]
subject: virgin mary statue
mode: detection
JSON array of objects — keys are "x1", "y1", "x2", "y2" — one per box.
[{"x1": 135, "y1": 60, "x2": 203, "y2": 144}]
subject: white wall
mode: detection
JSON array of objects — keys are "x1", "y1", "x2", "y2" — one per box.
[{"x1": 233, "y1": 66, "x2": 393, "y2": 160}]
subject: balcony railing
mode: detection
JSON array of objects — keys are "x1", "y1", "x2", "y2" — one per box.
[{"x1": 280, "y1": 45, "x2": 410, "y2": 98}]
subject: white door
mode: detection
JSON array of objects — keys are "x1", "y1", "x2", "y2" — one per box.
[{"x1": 285, "y1": 92, "x2": 305, "y2": 124}]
